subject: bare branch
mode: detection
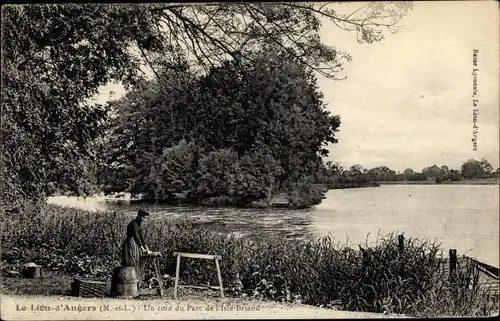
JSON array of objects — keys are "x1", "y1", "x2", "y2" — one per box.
[
  {"x1": 140, "y1": 2, "x2": 412, "y2": 80},
  {"x1": 164, "y1": 8, "x2": 244, "y2": 64}
]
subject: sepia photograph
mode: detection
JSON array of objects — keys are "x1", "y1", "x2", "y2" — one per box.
[{"x1": 1, "y1": 1, "x2": 499, "y2": 319}]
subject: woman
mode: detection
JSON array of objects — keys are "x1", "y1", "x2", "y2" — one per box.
[{"x1": 121, "y1": 209, "x2": 152, "y2": 285}]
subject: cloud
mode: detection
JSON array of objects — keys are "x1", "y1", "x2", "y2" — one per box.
[{"x1": 320, "y1": 1, "x2": 499, "y2": 171}]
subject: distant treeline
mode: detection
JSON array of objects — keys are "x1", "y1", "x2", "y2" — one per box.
[{"x1": 322, "y1": 158, "x2": 500, "y2": 186}]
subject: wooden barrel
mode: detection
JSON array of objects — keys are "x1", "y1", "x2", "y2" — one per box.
[
  {"x1": 116, "y1": 266, "x2": 137, "y2": 281},
  {"x1": 111, "y1": 266, "x2": 138, "y2": 298}
]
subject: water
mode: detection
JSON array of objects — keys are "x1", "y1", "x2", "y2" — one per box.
[{"x1": 48, "y1": 185, "x2": 499, "y2": 266}]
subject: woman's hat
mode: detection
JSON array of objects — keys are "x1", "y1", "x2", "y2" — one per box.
[{"x1": 138, "y1": 209, "x2": 150, "y2": 217}]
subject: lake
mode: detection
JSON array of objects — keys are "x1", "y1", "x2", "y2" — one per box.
[{"x1": 48, "y1": 184, "x2": 499, "y2": 266}]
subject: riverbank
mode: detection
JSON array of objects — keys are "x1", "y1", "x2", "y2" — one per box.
[
  {"x1": 59, "y1": 176, "x2": 500, "y2": 211},
  {"x1": 1, "y1": 203, "x2": 497, "y2": 317},
  {"x1": 104, "y1": 182, "x2": 379, "y2": 210},
  {"x1": 377, "y1": 178, "x2": 499, "y2": 185},
  {"x1": 103, "y1": 185, "x2": 329, "y2": 210},
  {"x1": 328, "y1": 182, "x2": 380, "y2": 189}
]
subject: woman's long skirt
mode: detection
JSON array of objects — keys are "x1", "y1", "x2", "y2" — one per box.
[{"x1": 121, "y1": 237, "x2": 146, "y2": 283}]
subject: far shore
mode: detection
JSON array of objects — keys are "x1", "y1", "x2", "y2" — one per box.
[{"x1": 377, "y1": 178, "x2": 499, "y2": 186}]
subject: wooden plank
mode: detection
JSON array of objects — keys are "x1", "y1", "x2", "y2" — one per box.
[
  {"x1": 152, "y1": 257, "x2": 165, "y2": 297},
  {"x1": 172, "y1": 252, "x2": 224, "y2": 298},
  {"x1": 174, "y1": 252, "x2": 222, "y2": 260},
  {"x1": 177, "y1": 284, "x2": 222, "y2": 291},
  {"x1": 215, "y1": 258, "x2": 224, "y2": 298},
  {"x1": 471, "y1": 258, "x2": 500, "y2": 279},
  {"x1": 174, "y1": 254, "x2": 181, "y2": 298},
  {"x1": 143, "y1": 251, "x2": 162, "y2": 257}
]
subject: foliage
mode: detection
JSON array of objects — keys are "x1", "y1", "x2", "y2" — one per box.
[
  {"x1": 100, "y1": 49, "x2": 340, "y2": 207},
  {"x1": 1, "y1": 3, "x2": 412, "y2": 211},
  {"x1": 325, "y1": 158, "x2": 499, "y2": 185},
  {"x1": 341, "y1": 234, "x2": 441, "y2": 313},
  {"x1": 1, "y1": 205, "x2": 125, "y2": 278},
  {"x1": 196, "y1": 148, "x2": 281, "y2": 205},
  {"x1": 1, "y1": 204, "x2": 496, "y2": 316},
  {"x1": 155, "y1": 140, "x2": 199, "y2": 201},
  {"x1": 288, "y1": 181, "x2": 328, "y2": 209},
  {"x1": 461, "y1": 158, "x2": 494, "y2": 179},
  {"x1": 366, "y1": 166, "x2": 397, "y2": 182},
  {"x1": 1, "y1": 4, "x2": 163, "y2": 210},
  {"x1": 325, "y1": 161, "x2": 344, "y2": 176}
]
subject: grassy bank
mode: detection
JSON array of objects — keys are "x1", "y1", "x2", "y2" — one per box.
[{"x1": 1, "y1": 204, "x2": 497, "y2": 317}]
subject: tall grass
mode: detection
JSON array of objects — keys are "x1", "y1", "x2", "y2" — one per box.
[{"x1": 0, "y1": 204, "x2": 497, "y2": 316}]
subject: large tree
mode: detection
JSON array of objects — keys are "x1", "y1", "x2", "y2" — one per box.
[
  {"x1": 101, "y1": 48, "x2": 340, "y2": 205},
  {"x1": 2, "y1": 5, "x2": 165, "y2": 209},
  {"x1": 1, "y1": 3, "x2": 413, "y2": 210}
]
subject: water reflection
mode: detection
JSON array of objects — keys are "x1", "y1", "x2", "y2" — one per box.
[
  {"x1": 47, "y1": 184, "x2": 499, "y2": 266},
  {"x1": 103, "y1": 201, "x2": 315, "y2": 241}
]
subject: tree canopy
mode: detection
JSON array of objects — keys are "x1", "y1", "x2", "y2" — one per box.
[
  {"x1": 1, "y1": 3, "x2": 413, "y2": 210},
  {"x1": 100, "y1": 48, "x2": 340, "y2": 207},
  {"x1": 461, "y1": 158, "x2": 494, "y2": 179}
]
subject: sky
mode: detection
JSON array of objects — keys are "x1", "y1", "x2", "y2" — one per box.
[
  {"x1": 317, "y1": 1, "x2": 499, "y2": 172},
  {"x1": 94, "y1": 1, "x2": 499, "y2": 173}
]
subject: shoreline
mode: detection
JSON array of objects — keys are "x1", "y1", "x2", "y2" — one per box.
[
  {"x1": 377, "y1": 178, "x2": 499, "y2": 185},
  {"x1": 47, "y1": 178, "x2": 498, "y2": 212},
  {"x1": 328, "y1": 182, "x2": 380, "y2": 189}
]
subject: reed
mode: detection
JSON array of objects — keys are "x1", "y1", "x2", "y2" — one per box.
[{"x1": 0, "y1": 204, "x2": 496, "y2": 316}]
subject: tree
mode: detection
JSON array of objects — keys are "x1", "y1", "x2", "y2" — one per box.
[
  {"x1": 461, "y1": 159, "x2": 489, "y2": 179},
  {"x1": 326, "y1": 161, "x2": 344, "y2": 177},
  {"x1": 367, "y1": 166, "x2": 396, "y2": 181},
  {"x1": 138, "y1": 2, "x2": 414, "y2": 80},
  {"x1": 2, "y1": 5, "x2": 168, "y2": 210},
  {"x1": 480, "y1": 158, "x2": 493, "y2": 174},
  {"x1": 403, "y1": 168, "x2": 414, "y2": 180},
  {"x1": 102, "y1": 48, "x2": 338, "y2": 205},
  {"x1": 409, "y1": 172, "x2": 427, "y2": 181},
  {"x1": 341, "y1": 165, "x2": 368, "y2": 183},
  {"x1": 349, "y1": 165, "x2": 364, "y2": 175},
  {"x1": 190, "y1": 48, "x2": 341, "y2": 189},
  {"x1": 439, "y1": 165, "x2": 449, "y2": 176},
  {"x1": 1, "y1": 3, "x2": 413, "y2": 210},
  {"x1": 97, "y1": 66, "x2": 198, "y2": 195},
  {"x1": 422, "y1": 165, "x2": 441, "y2": 181},
  {"x1": 151, "y1": 140, "x2": 199, "y2": 201},
  {"x1": 448, "y1": 169, "x2": 461, "y2": 181}
]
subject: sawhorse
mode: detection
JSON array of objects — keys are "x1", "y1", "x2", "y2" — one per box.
[
  {"x1": 143, "y1": 252, "x2": 165, "y2": 297},
  {"x1": 173, "y1": 252, "x2": 224, "y2": 298}
]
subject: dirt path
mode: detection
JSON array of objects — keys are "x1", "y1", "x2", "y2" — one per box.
[{"x1": 1, "y1": 294, "x2": 407, "y2": 320}]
